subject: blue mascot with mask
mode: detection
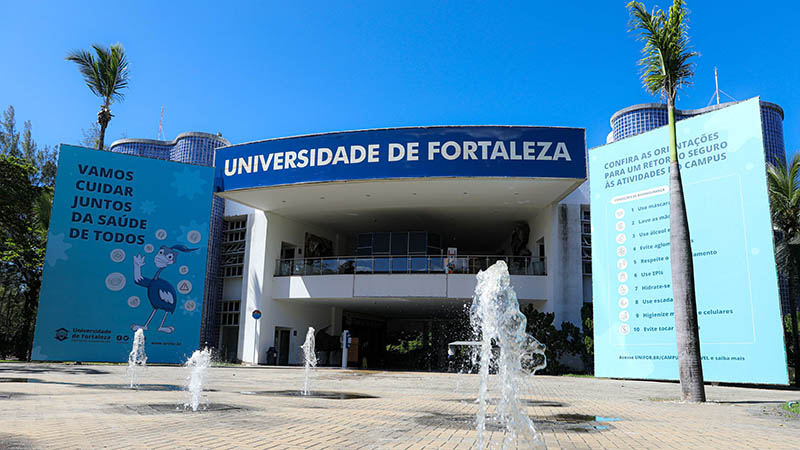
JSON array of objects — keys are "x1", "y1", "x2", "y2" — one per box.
[{"x1": 131, "y1": 244, "x2": 197, "y2": 333}]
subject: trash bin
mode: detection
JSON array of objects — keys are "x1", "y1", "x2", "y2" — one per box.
[{"x1": 266, "y1": 347, "x2": 277, "y2": 365}]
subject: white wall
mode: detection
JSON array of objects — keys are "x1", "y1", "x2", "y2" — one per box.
[
  {"x1": 240, "y1": 211, "x2": 341, "y2": 364},
  {"x1": 554, "y1": 203, "x2": 584, "y2": 325},
  {"x1": 526, "y1": 199, "x2": 586, "y2": 327},
  {"x1": 237, "y1": 209, "x2": 267, "y2": 363}
]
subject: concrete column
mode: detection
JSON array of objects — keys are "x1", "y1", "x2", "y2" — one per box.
[
  {"x1": 238, "y1": 210, "x2": 267, "y2": 364},
  {"x1": 330, "y1": 306, "x2": 342, "y2": 335},
  {"x1": 554, "y1": 203, "x2": 583, "y2": 326}
]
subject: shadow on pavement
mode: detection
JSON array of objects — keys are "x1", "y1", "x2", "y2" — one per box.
[{"x1": 0, "y1": 365, "x2": 109, "y2": 375}]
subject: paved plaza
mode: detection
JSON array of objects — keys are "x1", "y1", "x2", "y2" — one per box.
[{"x1": 0, "y1": 363, "x2": 798, "y2": 449}]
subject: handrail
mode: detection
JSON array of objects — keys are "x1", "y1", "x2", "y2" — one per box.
[{"x1": 274, "y1": 255, "x2": 546, "y2": 277}]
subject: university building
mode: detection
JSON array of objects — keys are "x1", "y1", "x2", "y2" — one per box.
[{"x1": 108, "y1": 99, "x2": 787, "y2": 367}]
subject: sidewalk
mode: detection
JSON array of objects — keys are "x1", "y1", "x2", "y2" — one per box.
[{"x1": 0, "y1": 363, "x2": 798, "y2": 449}]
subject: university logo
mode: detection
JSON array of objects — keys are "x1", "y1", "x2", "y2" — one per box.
[{"x1": 55, "y1": 328, "x2": 69, "y2": 341}]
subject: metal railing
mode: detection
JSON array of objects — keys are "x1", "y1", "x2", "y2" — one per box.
[{"x1": 275, "y1": 255, "x2": 546, "y2": 277}]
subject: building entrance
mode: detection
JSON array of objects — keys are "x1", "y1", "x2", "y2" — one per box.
[
  {"x1": 275, "y1": 328, "x2": 291, "y2": 365},
  {"x1": 342, "y1": 309, "x2": 471, "y2": 371}
]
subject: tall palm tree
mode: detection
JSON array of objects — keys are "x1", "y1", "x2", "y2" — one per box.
[
  {"x1": 66, "y1": 43, "x2": 129, "y2": 150},
  {"x1": 628, "y1": 0, "x2": 705, "y2": 402},
  {"x1": 767, "y1": 155, "x2": 800, "y2": 386}
]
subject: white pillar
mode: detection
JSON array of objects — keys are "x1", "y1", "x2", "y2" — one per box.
[{"x1": 238, "y1": 210, "x2": 267, "y2": 364}]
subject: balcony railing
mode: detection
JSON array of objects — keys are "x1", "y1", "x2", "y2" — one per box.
[{"x1": 275, "y1": 255, "x2": 546, "y2": 277}]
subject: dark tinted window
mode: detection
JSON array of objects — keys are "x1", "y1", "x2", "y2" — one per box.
[
  {"x1": 373, "y1": 232, "x2": 390, "y2": 253},
  {"x1": 391, "y1": 232, "x2": 408, "y2": 255},
  {"x1": 409, "y1": 232, "x2": 426, "y2": 253}
]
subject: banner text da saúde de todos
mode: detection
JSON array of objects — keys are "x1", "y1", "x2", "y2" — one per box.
[{"x1": 589, "y1": 98, "x2": 788, "y2": 384}]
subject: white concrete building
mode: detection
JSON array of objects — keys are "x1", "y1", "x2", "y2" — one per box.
[{"x1": 212, "y1": 126, "x2": 591, "y2": 368}]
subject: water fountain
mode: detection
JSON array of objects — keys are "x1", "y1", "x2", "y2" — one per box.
[
  {"x1": 127, "y1": 329, "x2": 147, "y2": 388},
  {"x1": 470, "y1": 261, "x2": 547, "y2": 448},
  {"x1": 300, "y1": 327, "x2": 317, "y2": 395},
  {"x1": 183, "y1": 348, "x2": 212, "y2": 411}
]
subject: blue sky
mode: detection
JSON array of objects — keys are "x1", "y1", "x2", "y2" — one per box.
[{"x1": 1, "y1": 1, "x2": 797, "y2": 154}]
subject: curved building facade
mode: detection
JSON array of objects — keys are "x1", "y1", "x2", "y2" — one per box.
[
  {"x1": 110, "y1": 132, "x2": 230, "y2": 347},
  {"x1": 609, "y1": 100, "x2": 786, "y2": 165}
]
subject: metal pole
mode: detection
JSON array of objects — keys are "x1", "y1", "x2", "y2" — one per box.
[
  {"x1": 341, "y1": 330, "x2": 349, "y2": 369},
  {"x1": 252, "y1": 319, "x2": 258, "y2": 365}
]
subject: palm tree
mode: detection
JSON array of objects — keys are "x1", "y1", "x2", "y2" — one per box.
[
  {"x1": 66, "y1": 44, "x2": 129, "y2": 150},
  {"x1": 767, "y1": 155, "x2": 800, "y2": 386},
  {"x1": 628, "y1": 0, "x2": 705, "y2": 402}
]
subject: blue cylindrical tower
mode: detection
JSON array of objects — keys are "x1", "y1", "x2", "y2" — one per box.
[{"x1": 609, "y1": 100, "x2": 786, "y2": 165}]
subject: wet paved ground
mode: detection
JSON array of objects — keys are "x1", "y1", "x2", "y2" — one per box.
[{"x1": 0, "y1": 362, "x2": 798, "y2": 449}]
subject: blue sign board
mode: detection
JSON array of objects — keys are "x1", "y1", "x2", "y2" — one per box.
[
  {"x1": 32, "y1": 145, "x2": 214, "y2": 363},
  {"x1": 215, "y1": 126, "x2": 586, "y2": 191},
  {"x1": 589, "y1": 98, "x2": 788, "y2": 384}
]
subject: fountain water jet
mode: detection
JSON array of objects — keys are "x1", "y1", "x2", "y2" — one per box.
[
  {"x1": 300, "y1": 327, "x2": 317, "y2": 395},
  {"x1": 183, "y1": 348, "x2": 212, "y2": 411},
  {"x1": 127, "y1": 329, "x2": 147, "y2": 388},
  {"x1": 470, "y1": 261, "x2": 547, "y2": 448}
]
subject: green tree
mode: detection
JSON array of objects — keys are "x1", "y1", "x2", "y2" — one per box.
[
  {"x1": 0, "y1": 107, "x2": 56, "y2": 358},
  {"x1": 522, "y1": 305, "x2": 588, "y2": 375},
  {"x1": 784, "y1": 312, "x2": 799, "y2": 384},
  {"x1": 628, "y1": 0, "x2": 705, "y2": 401},
  {"x1": 0, "y1": 156, "x2": 50, "y2": 359},
  {"x1": 767, "y1": 155, "x2": 800, "y2": 386},
  {"x1": 0, "y1": 106, "x2": 21, "y2": 157},
  {"x1": 66, "y1": 43, "x2": 129, "y2": 151},
  {"x1": 80, "y1": 122, "x2": 108, "y2": 150},
  {"x1": 0, "y1": 105, "x2": 58, "y2": 188},
  {"x1": 581, "y1": 303, "x2": 594, "y2": 373}
]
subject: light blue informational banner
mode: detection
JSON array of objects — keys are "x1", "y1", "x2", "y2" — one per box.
[
  {"x1": 32, "y1": 145, "x2": 214, "y2": 363},
  {"x1": 590, "y1": 98, "x2": 788, "y2": 384}
]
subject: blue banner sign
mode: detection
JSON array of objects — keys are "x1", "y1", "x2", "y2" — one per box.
[
  {"x1": 590, "y1": 98, "x2": 788, "y2": 384},
  {"x1": 215, "y1": 126, "x2": 586, "y2": 191},
  {"x1": 32, "y1": 145, "x2": 214, "y2": 363}
]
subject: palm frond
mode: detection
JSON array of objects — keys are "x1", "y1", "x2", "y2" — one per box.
[
  {"x1": 109, "y1": 43, "x2": 129, "y2": 102},
  {"x1": 767, "y1": 154, "x2": 800, "y2": 240},
  {"x1": 627, "y1": 0, "x2": 697, "y2": 101},
  {"x1": 65, "y1": 49, "x2": 103, "y2": 97},
  {"x1": 66, "y1": 43, "x2": 130, "y2": 107}
]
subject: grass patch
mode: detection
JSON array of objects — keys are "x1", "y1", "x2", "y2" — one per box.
[
  {"x1": 562, "y1": 373, "x2": 594, "y2": 378},
  {"x1": 211, "y1": 361, "x2": 244, "y2": 367},
  {"x1": 782, "y1": 401, "x2": 800, "y2": 415}
]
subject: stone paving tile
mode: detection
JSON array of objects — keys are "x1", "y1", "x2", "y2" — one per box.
[{"x1": 0, "y1": 363, "x2": 799, "y2": 448}]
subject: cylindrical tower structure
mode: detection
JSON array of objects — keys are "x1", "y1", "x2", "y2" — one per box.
[{"x1": 609, "y1": 100, "x2": 786, "y2": 165}]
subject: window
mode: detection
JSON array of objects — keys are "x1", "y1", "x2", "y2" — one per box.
[
  {"x1": 219, "y1": 300, "x2": 240, "y2": 326},
  {"x1": 581, "y1": 206, "x2": 592, "y2": 275},
  {"x1": 390, "y1": 232, "x2": 408, "y2": 255},
  {"x1": 221, "y1": 217, "x2": 247, "y2": 278},
  {"x1": 373, "y1": 232, "x2": 390, "y2": 254},
  {"x1": 409, "y1": 231, "x2": 426, "y2": 254}
]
